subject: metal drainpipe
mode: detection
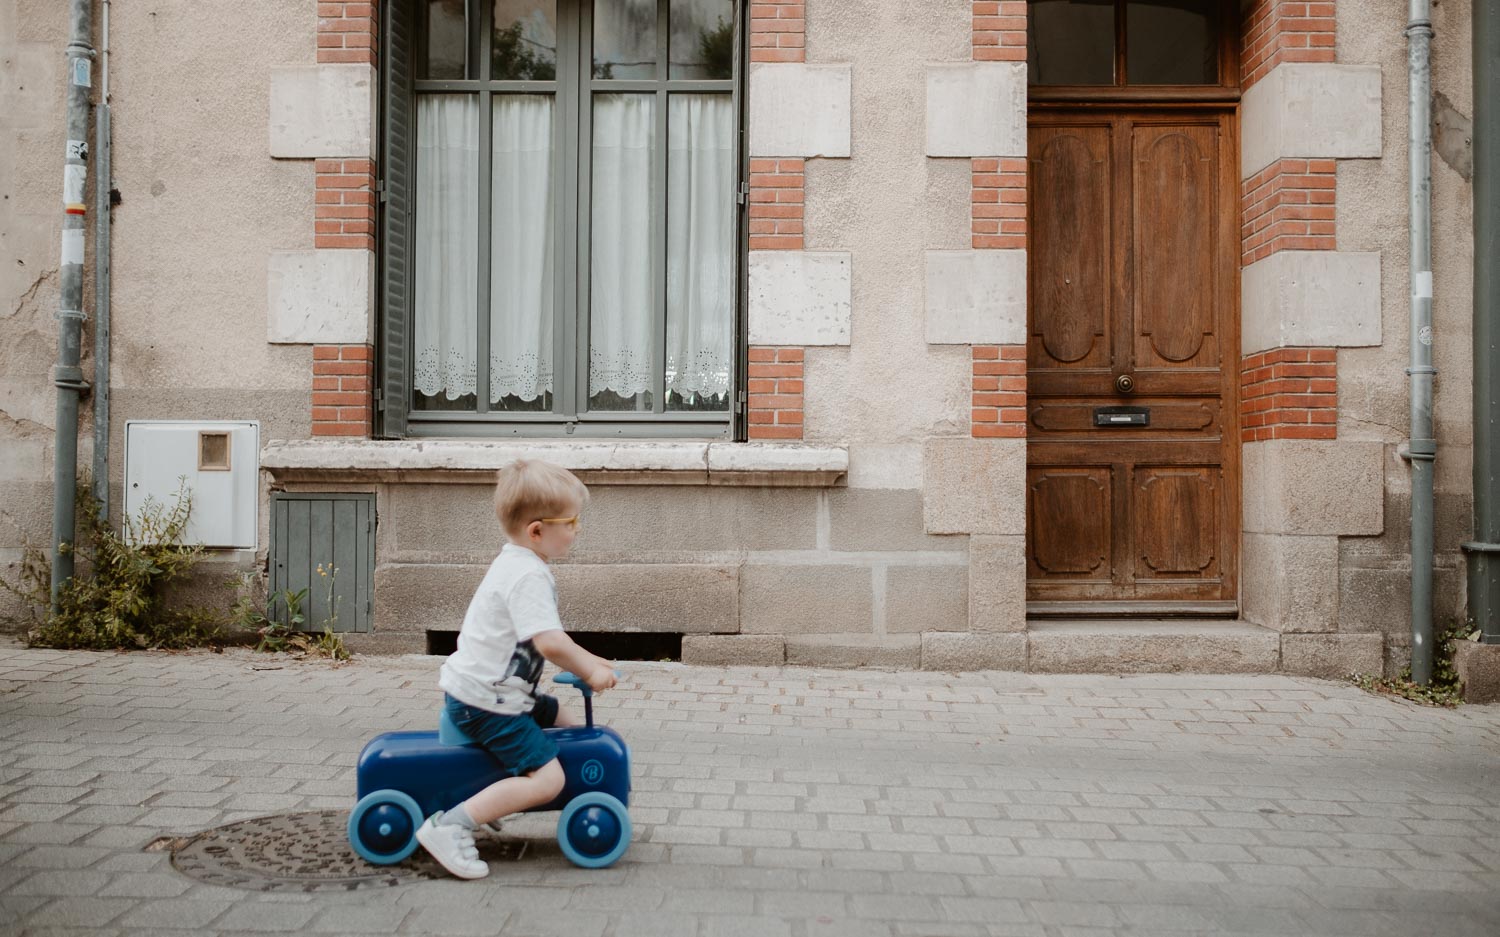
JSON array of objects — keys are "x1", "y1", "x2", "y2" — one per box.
[
  {"x1": 91, "y1": 0, "x2": 112, "y2": 521},
  {"x1": 51, "y1": 0, "x2": 95, "y2": 610},
  {"x1": 1406, "y1": 1, "x2": 1437, "y2": 684},
  {"x1": 1467, "y1": 0, "x2": 1500, "y2": 645}
]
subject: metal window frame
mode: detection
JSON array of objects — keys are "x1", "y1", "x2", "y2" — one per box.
[{"x1": 399, "y1": 0, "x2": 745, "y2": 438}]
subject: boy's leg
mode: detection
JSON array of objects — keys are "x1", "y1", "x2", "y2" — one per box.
[{"x1": 459, "y1": 758, "x2": 566, "y2": 826}]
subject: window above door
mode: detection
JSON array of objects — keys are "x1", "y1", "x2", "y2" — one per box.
[{"x1": 1026, "y1": 0, "x2": 1240, "y2": 101}]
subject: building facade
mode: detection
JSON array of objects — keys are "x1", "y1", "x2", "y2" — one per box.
[{"x1": 0, "y1": 0, "x2": 1479, "y2": 674}]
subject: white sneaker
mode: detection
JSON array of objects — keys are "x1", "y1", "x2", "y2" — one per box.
[{"x1": 415, "y1": 815, "x2": 490, "y2": 880}]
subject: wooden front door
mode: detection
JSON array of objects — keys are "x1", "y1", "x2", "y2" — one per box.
[{"x1": 1025, "y1": 107, "x2": 1239, "y2": 610}]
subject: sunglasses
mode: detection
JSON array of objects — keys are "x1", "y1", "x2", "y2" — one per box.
[{"x1": 537, "y1": 515, "x2": 580, "y2": 529}]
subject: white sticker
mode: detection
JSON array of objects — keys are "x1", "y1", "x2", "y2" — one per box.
[
  {"x1": 63, "y1": 165, "x2": 86, "y2": 205},
  {"x1": 61, "y1": 228, "x2": 85, "y2": 265},
  {"x1": 66, "y1": 139, "x2": 86, "y2": 160},
  {"x1": 1415, "y1": 271, "x2": 1433, "y2": 299},
  {"x1": 1419, "y1": 325, "x2": 1434, "y2": 346},
  {"x1": 71, "y1": 57, "x2": 91, "y2": 88}
]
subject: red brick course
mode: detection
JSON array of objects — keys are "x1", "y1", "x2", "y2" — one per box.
[
  {"x1": 972, "y1": 158, "x2": 1027, "y2": 250},
  {"x1": 749, "y1": 159, "x2": 805, "y2": 250},
  {"x1": 748, "y1": 347, "x2": 805, "y2": 440},
  {"x1": 315, "y1": 159, "x2": 377, "y2": 251},
  {"x1": 1241, "y1": 1, "x2": 1336, "y2": 91},
  {"x1": 971, "y1": 345, "x2": 1027, "y2": 438},
  {"x1": 1240, "y1": 347, "x2": 1337, "y2": 442},
  {"x1": 1241, "y1": 158, "x2": 1337, "y2": 265},
  {"x1": 972, "y1": 1, "x2": 1027, "y2": 62},
  {"x1": 750, "y1": 1, "x2": 805, "y2": 64},
  {"x1": 317, "y1": 1, "x2": 378, "y2": 67},
  {"x1": 313, "y1": 345, "x2": 375, "y2": 437}
]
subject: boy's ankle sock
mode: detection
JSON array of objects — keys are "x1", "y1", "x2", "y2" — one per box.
[{"x1": 436, "y1": 804, "x2": 479, "y2": 830}]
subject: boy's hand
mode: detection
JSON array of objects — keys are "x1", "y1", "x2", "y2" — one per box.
[{"x1": 586, "y1": 665, "x2": 617, "y2": 694}]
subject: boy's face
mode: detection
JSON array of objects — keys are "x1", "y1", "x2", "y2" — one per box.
[{"x1": 517, "y1": 501, "x2": 581, "y2": 561}]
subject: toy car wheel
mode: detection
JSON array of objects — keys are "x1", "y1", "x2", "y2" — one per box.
[
  {"x1": 348, "y1": 789, "x2": 423, "y2": 865},
  {"x1": 556, "y1": 791, "x2": 631, "y2": 869}
]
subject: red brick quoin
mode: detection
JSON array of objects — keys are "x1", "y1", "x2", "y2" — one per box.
[
  {"x1": 1241, "y1": 158, "x2": 1336, "y2": 266},
  {"x1": 315, "y1": 159, "x2": 376, "y2": 251},
  {"x1": 971, "y1": 346, "x2": 1027, "y2": 439},
  {"x1": 972, "y1": 158, "x2": 1026, "y2": 250},
  {"x1": 318, "y1": 2, "x2": 378, "y2": 66},
  {"x1": 748, "y1": 347, "x2": 804, "y2": 440},
  {"x1": 313, "y1": 346, "x2": 375, "y2": 437},
  {"x1": 749, "y1": 159, "x2": 804, "y2": 250},
  {"x1": 750, "y1": 1, "x2": 804, "y2": 64},
  {"x1": 1240, "y1": 348, "x2": 1337, "y2": 442},
  {"x1": 972, "y1": 1, "x2": 1026, "y2": 62},
  {"x1": 1241, "y1": 1, "x2": 1335, "y2": 91}
]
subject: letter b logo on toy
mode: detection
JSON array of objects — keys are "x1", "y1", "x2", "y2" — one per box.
[{"x1": 581, "y1": 759, "x2": 605, "y2": 785}]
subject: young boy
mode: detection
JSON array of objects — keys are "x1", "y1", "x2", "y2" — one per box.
[{"x1": 416, "y1": 458, "x2": 618, "y2": 880}]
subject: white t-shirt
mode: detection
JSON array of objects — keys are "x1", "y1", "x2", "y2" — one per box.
[{"x1": 438, "y1": 543, "x2": 563, "y2": 715}]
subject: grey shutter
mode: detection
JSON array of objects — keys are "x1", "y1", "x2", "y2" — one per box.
[
  {"x1": 377, "y1": 0, "x2": 415, "y2": 437},
  {"x1": 270, "y1": 493, "x2": 375, "y2": 633}
]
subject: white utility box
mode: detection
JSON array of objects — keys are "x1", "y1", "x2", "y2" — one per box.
[{"x1": 124, "y1": 420, "x2": 260, "y2": 548}]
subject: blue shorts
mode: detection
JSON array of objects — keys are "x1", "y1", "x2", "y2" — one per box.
[{"x1": 443, "y1": 692, "x2": 560, "y2": 777}]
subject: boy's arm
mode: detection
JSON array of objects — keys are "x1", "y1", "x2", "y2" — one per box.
[{"x1": 532, "y1": 630, "x2": 616, "y2": 692}]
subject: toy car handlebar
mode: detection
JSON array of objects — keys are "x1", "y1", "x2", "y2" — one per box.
[{"x1": 554, "y1": 670, "x2": 623, "y2": 698}]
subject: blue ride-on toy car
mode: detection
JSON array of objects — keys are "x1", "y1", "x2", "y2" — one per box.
[{"x1": 347, "y1": 672, "x2": 631, "y2": 869}]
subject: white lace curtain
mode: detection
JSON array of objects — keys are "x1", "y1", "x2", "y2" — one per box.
[{"x1": 412, "y1": 91, "x2": 733, "y2": 407}]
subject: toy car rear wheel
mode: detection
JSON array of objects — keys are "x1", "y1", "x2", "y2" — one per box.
[
  {"x1": 348, "y1": 789, "x2": 423, "y2": 865},
  {"x1": 556, "y1": 791, "x2": 631, "y2": 869}
]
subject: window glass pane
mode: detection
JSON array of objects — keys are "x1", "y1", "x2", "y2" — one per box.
[
  {"x1": 589, "y1": 94, "x2": 657, "y2": 411},
  {"x1": 670, "y1": 0, "x2": 734, "y2": 80},
  {"x1": 593, "y1": 0, "x2": 658, "y2": 79},
  {"x1": 1027, "y1": 0, "x2": 1115, "y2": 86},
  {"x1": 413, "y1": 95, "x2": 480, "y2": 410},
  {"x1": 418, "y1": 0, "x2": 470, "y2": 80},
  {"x1": 490, "y1": 96, "x2": 556, "y2": 412},
  {"x1": 666, "y1": 94, "x2": 732, "y2": 412},
  {"x1": 1126, "y1": 1, "x2": 1219, "y2": 85},
  {"x1": 493, "y1": 0, "x2": 558, "y2": 80}
]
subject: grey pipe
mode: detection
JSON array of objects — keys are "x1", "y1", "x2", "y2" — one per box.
[
  {"x1": 1406, "y1": 0, "x2": 1437, "y2": 684},
  {"x1": 51, "y1": 0, "x2": 94, "y2": 609},
  {"x1": 1468, "y1": 0, "x2": 1500, "y2": 646},
  {"x1": 92, "y1": 0, "x2": 111, "y2": 520}
]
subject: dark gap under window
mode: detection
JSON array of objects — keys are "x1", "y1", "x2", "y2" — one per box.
[{"x1": 426, "y1": 629, "x2": 683, "y2": 661}]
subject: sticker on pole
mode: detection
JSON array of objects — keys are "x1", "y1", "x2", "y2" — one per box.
[
  {"x1": 1419, "y1": 326, "x2": 1434, "y2": 346},
  {"x1": 61, "y1": 229, "x2": 84, "y2": 265},
  {"x1": 71, "y1": 57, "x2": 91, "y2": 88}
]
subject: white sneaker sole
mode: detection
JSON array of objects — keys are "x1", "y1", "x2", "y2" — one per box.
[{"x1": 415, "y1": 822, "x2": 490, "y2": 880}]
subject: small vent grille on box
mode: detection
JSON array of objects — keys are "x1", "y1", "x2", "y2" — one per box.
[{"x1": 198, "y1": 432, "x2": 231, "y2": 471}]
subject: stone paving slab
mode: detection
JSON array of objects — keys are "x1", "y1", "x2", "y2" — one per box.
[{"x1": 1, "y1": 641, "x2": 1498, "y2": 936}]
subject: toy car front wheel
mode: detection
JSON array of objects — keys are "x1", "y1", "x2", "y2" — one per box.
[
  {"x1": 348, "y1": 789, "x2": 423, "y2": 865},
  {"x1": 556, "y1": 791, "x2": 631, "y2": 868}
]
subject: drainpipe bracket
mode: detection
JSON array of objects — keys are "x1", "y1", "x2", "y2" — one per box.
[
  {"x1": 52, "y1": 365, "x2": 90, "y2": 393},
  {"x1": 1400, "y1": 440, "x2": 1437, "y2": 461},
  {"x1": 1461, "y1": 541, "x2": 1500, "y2": 554}
]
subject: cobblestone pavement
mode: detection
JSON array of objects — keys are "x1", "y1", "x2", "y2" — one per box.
[{"x1": 1, "y1": 642, "x2": 1499, "y2": 937}]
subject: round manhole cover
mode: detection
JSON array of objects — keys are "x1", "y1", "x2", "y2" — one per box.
[{"x1": 166, "y1": 810, "x2": 526, "y2": 892}]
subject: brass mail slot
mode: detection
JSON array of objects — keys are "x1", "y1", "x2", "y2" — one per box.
[{"x1": 1093, "y1": 406, "x2": 1150, "y2": 427}]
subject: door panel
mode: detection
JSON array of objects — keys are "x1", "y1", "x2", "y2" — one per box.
[
  {"x1": 1029, "y1": 125, "x2": 1113, "y2": 371},
  {"x1": 1026, "y1": 107, "x2": 1238, "y2": 606}
]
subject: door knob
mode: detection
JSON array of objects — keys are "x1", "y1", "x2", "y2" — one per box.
[{"x1": 1115, "y1": 373, "x2": 1135, "y2": 394}]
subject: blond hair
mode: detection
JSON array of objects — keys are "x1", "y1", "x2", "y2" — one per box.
[{"x1": 493, "y1": 459, "x2": 589, "y2": 537}]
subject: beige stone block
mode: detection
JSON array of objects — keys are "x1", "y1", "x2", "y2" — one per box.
[
  {"x1": 387, "y1": 484, "x2": 504, "y2": 558},
  {"x1": 740, "y1": 565, "x2": 873, "y2": 634},
  {"x1": 885, "y1": 564, "x2": 968, "y2": 632},
  {"x1": 922, "y1": 438, "x2": 1025, "y2": 535},
  {"x1": 785, "y1": 634, "x2": 920, "y2": 669},
  {"x1": 924, "y1": 63, "x2": 1027, "y2": 158},
  {"x1": 827, "y1": 489, "x2": 965, "y2": 552},
  {"x1": 374, "y1": 563, "x2": 486, "y2": 632},
  {"x1": 1026, "y1": 621, "x2": 1280, "y2": 674},
  {"x1": 1240, "y1": 533, "x2": 1339, "y2": 633},
  {"x1": 920, "y1": 632, "x2": 1026, "y2": 671},
  {"x1": 343, "y1": 632, "x2": 427, "y2": 656},
  {"x1": 681, "y1": 634, "x2": 786, "y2": 667},
  {"x1": 924, "y1": 250, "x2": 1027, "y2": 345},
  {"x1": 267, "y1": 249, "x2": 374, "y2": 345},
  {"x1": 269, "y1": 64, "x2": 377, "y2": 158},
  {"x1": 575, "y1": 486, "x2": 822, "y2": 555},
  {"x1": 748, "y1": 251, "x2": 853, "y2": 346},
  {"x1": 553, "y1": 564, "x2": 737, "y2": 634},
  {"x1": 1279, "y1": 633, "x2": 1384, "y2": 680},
  {"x1": 968, "y1": 535, "x2": 1025, "y2": 633},
  {"x1": 1336, "y1": 562, "x2": 1409, "y2": 635},
  {"x1": 1454, "y1": 641, "x2": 1500, "y2": 704},
  {"x1": 748, "y1": 63, "x2": 851, "y2": 158},
  {"x1": 1242, "y1": 440, "x2": 1384, "y2": 536},
  {"x1": 1241, "y1": 251, "x2": 1381, "y2": 354}
]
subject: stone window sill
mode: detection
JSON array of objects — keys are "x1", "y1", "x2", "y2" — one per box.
[{"x1": 260, "y1": 439, "x2": 848, "y2": 487}]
